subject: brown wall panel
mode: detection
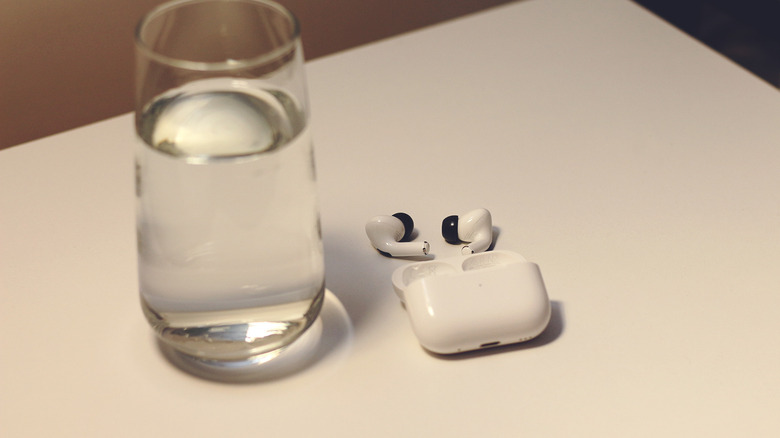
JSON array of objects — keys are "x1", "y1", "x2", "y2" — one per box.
[{"x1": 0, "y1": 0, "x2": 514, "y2": 149}]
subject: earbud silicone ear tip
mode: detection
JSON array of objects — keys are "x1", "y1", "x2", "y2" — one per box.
[
  {"x1": 441, "y1": 215, "x2": 460, "y2": 244},
  {"x1": 392, "y1": 212, "x2": 415, "y2": 241}
]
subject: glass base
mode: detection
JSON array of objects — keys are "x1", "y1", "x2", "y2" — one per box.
[{"x1": 158, "y1": 316, "x2": 323, "y2": 383}]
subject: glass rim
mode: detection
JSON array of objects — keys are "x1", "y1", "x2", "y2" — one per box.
[{"x1": 134, "y1": 0, "x2": 301, "y2": 72}]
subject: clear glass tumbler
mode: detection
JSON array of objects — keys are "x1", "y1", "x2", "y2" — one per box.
[{"x1": 134, "y1": 0, "x2": 324, "y2": 365}]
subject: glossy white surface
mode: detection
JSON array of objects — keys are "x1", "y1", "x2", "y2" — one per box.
[
  {"x1": 392, "y1": 251, "x2": 551, "y2": 354},
  {"x1": 2, "y1": 0, "x2": 780, "y2": 435}
]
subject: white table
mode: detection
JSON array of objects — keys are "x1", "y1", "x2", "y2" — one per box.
[{"x1": 3, "y1": 0, "x2": 780, "y2": 435}]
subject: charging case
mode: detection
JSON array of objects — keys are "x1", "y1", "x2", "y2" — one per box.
[{"x1": 391, "y1": 250, "x2": 551, "y2": 354}]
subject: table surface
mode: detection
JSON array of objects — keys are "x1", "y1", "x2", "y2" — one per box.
[{"x1": 2, "y1": 0, "x2": 780, "y2": 436}]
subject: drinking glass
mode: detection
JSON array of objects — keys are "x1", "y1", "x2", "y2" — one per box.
[{"x1": 134, "y1": 0, "x2": 324, "y2": 365}]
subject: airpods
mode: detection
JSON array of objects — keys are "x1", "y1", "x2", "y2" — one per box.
[
  {"x1": 391, "y1": 251, "x2": 551, "y2": 354},
  {"x1": 441, "y1": 208, "x2": 493, "y2": 254},
  {"x1": 366, "y1": 213, "x2": 430, "y2": 257}
]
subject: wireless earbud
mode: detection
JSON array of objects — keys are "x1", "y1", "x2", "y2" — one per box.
[
  {"x1": 366, "y1": 213, "x2": 430, "y2": 257},
  {"x1": 441, "y1": 208, "x2": 493, "y2": 254}
]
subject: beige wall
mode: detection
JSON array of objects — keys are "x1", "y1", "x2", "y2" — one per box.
[{"x1": 0, "y1": 0, "x2": 514, "y2": 149}]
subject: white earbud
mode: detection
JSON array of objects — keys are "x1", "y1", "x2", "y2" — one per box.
[
  {"x1": 441, "y1": 208, "x2": 493, "y2": 254},
  {"x1": 366, "y1": 213, "x2": 430, "y2": 257}
]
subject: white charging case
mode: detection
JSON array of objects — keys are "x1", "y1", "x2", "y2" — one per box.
[{"x1": 391, "y1": 250, "x2": 551, "y2": 354}]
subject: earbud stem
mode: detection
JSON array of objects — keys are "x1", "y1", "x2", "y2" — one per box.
[
  {"x1": 462, "y1": 234, "x2": 491, "y2": 254},
  {"x1": 379, "y1": 241, "x2": 429, "y2": 258}
]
